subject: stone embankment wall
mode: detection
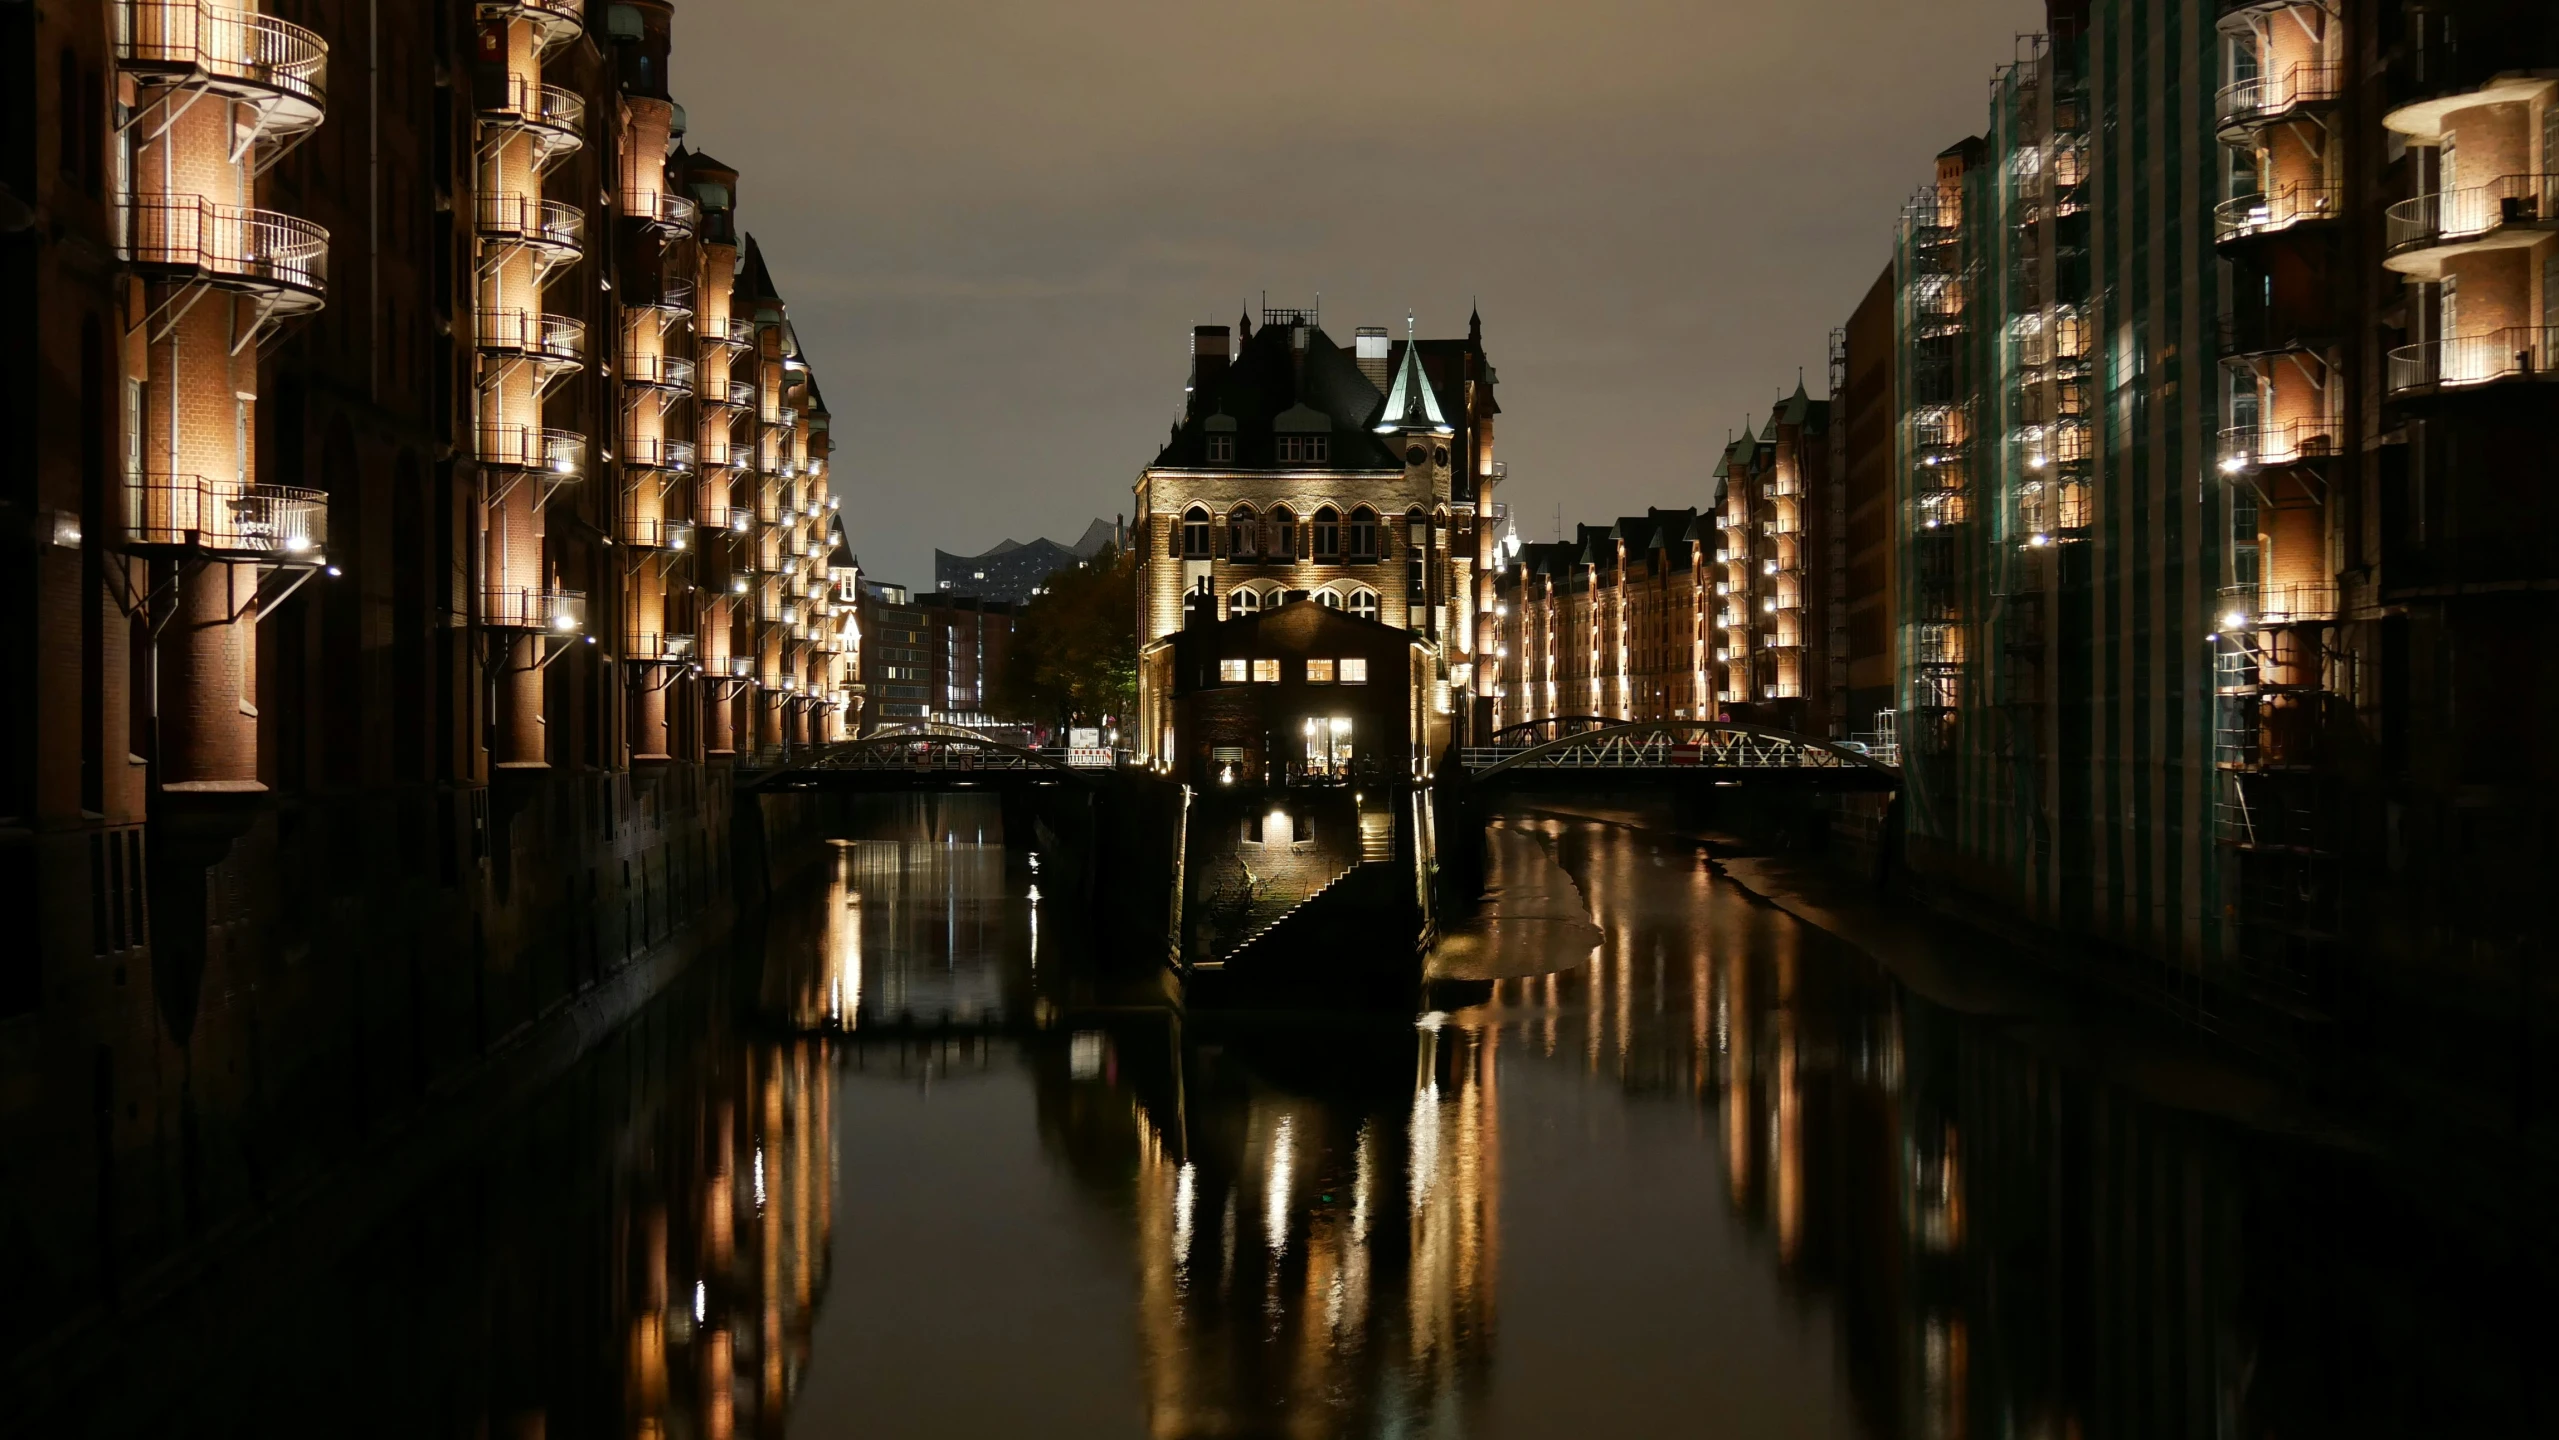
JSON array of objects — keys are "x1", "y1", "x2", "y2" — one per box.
[{"x1": 1, "y1": 759, "x2": 780, "y2": 1379}]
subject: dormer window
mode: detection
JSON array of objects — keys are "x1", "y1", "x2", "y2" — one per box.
[
  {"x1": 1272, "y1": 403, "x2": 1331, "y2": 465},
  {"x1": 1207, "y1": 434, "x2": 1235, "y2": 463}
]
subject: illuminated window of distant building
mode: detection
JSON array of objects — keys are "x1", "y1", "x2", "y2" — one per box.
[
  {"x1": 1220, "y1": 658, "x2": 1249, "y2": 683},
  {"x1": 1340, "y1": 658, "x2": 1369, "y2": 684},
  {"x1": 1307, "y1": 659, "x2": 1336, "y2": 683},
  {"x1": 1251, "y1": 659, "x2": 1280, "y2": 683}
]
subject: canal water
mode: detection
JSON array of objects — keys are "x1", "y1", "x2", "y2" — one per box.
[{"x1": 94, "y1": 801, "x2": 2539, "y2": 1436}]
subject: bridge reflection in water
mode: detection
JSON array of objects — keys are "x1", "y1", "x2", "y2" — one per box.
[{"x1": 116, "y1": 798, "x2": 2536, "y2": 1436}]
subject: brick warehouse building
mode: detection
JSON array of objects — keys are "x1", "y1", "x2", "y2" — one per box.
[
  {"x1": 1488, "y1": 382, "x2": 1851, "y2": 739},
  {"x1": 0, "y1": 0, "x2": 854, "y2": 1344},
  {"x1": 1132, "y1": 305, "x2": 1506, "y2": 772}
]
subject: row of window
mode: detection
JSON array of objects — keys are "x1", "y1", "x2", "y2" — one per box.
[
  {"x1": 1217, "y1": 657, "x2": 1371, "y2": 684},
  {"x1": 1181, "y1": 505, "x2": 1439, "y2": 562},
  {"x1": 1204, "y1": 435, "x2": 1332, "y2": 464},
  {"x1": 1226, "y1": 586, "x2": 1382, "y2": 623}
]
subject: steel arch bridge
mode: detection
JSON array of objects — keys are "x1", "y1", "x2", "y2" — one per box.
[
  {"x1": 1462, "y1": 721, "x2": 1900, "y2": 791},
  {"x1": 747, "y1": 727, "x2": 1071, "y2": 790},
  {"x1": 1486, "y1": 715, "x2": 1618, "y2": 747}
]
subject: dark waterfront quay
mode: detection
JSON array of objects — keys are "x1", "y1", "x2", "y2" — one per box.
[{"x1": 25, "y1": 796, "x2": 2539, "y2": 1437}]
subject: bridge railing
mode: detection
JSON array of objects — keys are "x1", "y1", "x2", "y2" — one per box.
[{"x1": 1463, "y1": 721, "x2": 1899, "y2": 780}]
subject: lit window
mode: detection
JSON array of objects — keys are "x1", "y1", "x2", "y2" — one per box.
[
  {"x1": 1307, "y1": 659, "x2": 1336, "y2": 683},
  {"x1": 1312, "y1": 506, "x2": 1341, "y2": 560},
  {"x1": 1340, "y1": 658, "x2": 1369, "y2": 684},
  {"x1": 1347, "y1": 589, "x2": 1380, "y2": 623},
  {"x1": 1251, "y1": 659, "x2": 1280, "y2": 683},
  {"x1": 1220, "y1": 658, "x2": 1249, "y2": 683},
  {"x1": 1228, "y1": 587, "x2": 1261, "y2": 617}
]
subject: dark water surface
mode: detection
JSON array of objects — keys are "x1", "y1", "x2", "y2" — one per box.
[{"x1": 96, "y1": 807, "x2": 2542, "y2": 1436}]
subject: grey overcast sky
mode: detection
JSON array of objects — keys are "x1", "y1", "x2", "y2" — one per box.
[{"x1": 674, "y1": 0, "x2": 2046, "y2": 589}]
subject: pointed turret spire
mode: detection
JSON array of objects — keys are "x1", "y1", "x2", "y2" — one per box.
[{"x1": 1374, "y1": 310, "x2": 1454, "y2": 436}]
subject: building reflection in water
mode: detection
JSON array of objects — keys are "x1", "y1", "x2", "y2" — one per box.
[
  {"x1": 1053, "y1": 1013, "x2": 1501, "y2": 1438},
  {"x1": 133, "y1": 807, "x2": 2536, "y2": 1435},
  {"x1": 612, "y1": 1033, "x2": 836, "y2": 1440}
]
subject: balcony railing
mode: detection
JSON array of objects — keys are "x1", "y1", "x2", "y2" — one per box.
[
  {"x1": 627, "y1": 279, "x2": 694, "y2": 319},
  {"x1": 117, "y1": 3, "x2": 327, "y2": 124},
  {"x1": 479, "y1": 424, "x2": 586, "y2": 476},
  {"x1": 2219, "y1": 580, "x2": 2337, "y2": 629},
  {"x1": 483, "y1": 586, "x2": 586, "y2": 633},
  {"x1": 621, "y1": 349, "x2": 695, "y2": 391},
  {"x1": 479, "y1": 74, "x2": 584, "y2": 158},
  {"x1": 623, "y1": 435, "x2": 696, "y2": 472},
  {"x1": 2213, "y1": 180, "x2": 2340, "y2": 243},
  {"x1": 125, "y1": 196, "x2": 327, "y2": 304},
  {"x1": 2383, "y1": 174, "x2": 2559, "y2": 258},
  {"x1": 478, "y1": 309, "x2": 584, "y2": 366},
  {"x1": 701, "y1": 315, "x2": 756, "y2": 349},
  {"x1": 2216, "y1": 416, "x2": 2341, "y2": 471},
  {"x1": 474, "y1": 193, "x2": 584, "y2": 256},
  {"x1": 477, "y1": 0, "x2": 583, "y2": 45},
  {"x1": 632, "y1": 189, "x2": 699, "y2": 234},
  {"x1": 2214, "y1": 63, "x2": 2341, "y2": 137},
  {"x1": 123, "y1": 474, "x2": 327, "y2": 559},
  {"x1": 626, "y1": 632, "x2": 697, "y2": 664},
  {"x1": 620, "y1": 516, "x2": 696, "y2": 551},
  {"x1": 2387, "y1": 327, "x2": 2559, "y2": 395},
  {"x1": 702, "y1": 377, "x2": 754, "y2": 408}
]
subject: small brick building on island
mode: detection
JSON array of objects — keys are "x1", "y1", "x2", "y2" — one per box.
[{"x1": 1166, "y1": 600, "x2": 1441, "y2": 790}]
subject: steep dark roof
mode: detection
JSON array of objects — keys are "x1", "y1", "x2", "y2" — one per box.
[
  {"x1": 737, "y1": 233, "x2": 783, "y2": 310},
  {"x1": 1152, "y1": 322, "x2": 1403, "y2": 471}
]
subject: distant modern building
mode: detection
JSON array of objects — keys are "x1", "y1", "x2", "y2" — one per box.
[
  {"x1": 936, "y1": 518, "x2": 1120, "y2": 603},
  {"x1": 856, "y1": 581, "x2": 1018, "y2": 731}
]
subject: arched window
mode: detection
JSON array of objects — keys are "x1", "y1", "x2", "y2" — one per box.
[
  {"x1": 1181, "y1": 506, "x2": 1211, "y2": 558},
  {"x1": 1228, "y1": 586, "x2": 1262, "y2": 618},
  {"x1": 1347, "y1": 587, "x2": 1381, "y2": 622},
  {"x1": 1227, "y1": 504, "x2": 1257, "y2": 561},
  {"x1": 1312, "y1": 506, "x2": 1341, "y2": 561},
  {"x1": 1315, "y1": 589, "x2": 1342, "y2": 609},
  {"x1": 1266, "y1": 505, "x2": 1297, "y2": 561},
  {"x1": 1348, "y1": 505, "x2": 1379, "y2": 561}
]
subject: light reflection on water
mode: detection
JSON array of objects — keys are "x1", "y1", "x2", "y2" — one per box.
[{"x1": 126, "y1": 808, "x2": 2541, "y2": 1437}]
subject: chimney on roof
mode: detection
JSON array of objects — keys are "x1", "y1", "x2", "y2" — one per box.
[
  {"x1": 1355, "y1": 327, "x2": 1391, "y2": 390},
  {"x1": 1191, "y1": 326, "x2": 1231, "y2": 400}
]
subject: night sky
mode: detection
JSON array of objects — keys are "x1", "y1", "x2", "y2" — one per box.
[{"x1": 675, "y1": 0, "x2": 2046, "y2": 589}]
